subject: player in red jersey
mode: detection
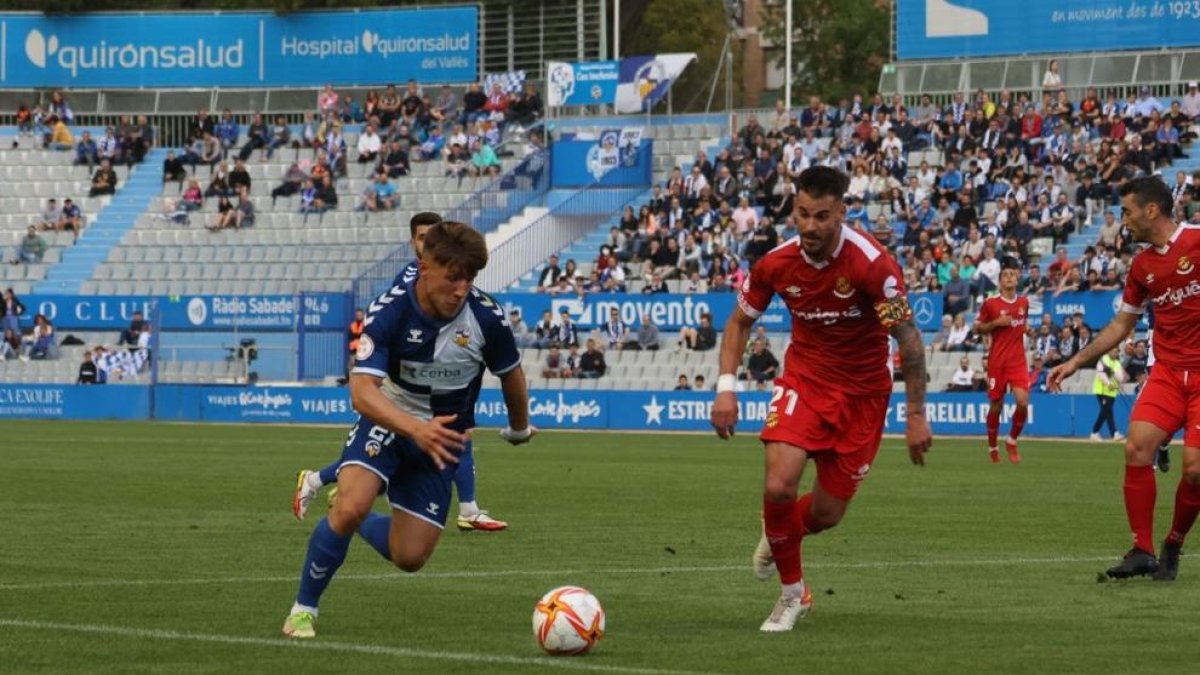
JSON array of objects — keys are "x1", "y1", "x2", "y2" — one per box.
[
  {"x1": 710, "y1": 167, "x2": 933, "y2": 632},
  {"x1": 1049, "y1": 176, "x2": 1200, "y2": 581},
  {"x1": 973, "y1": 259, "x2": 1031, "y2": 464}
]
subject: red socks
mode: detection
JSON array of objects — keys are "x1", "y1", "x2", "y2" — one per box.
[
  {"x1": 763, "y1": 499, "x2": 802, "y2": 585},
  {"x1": 986, "y1": 408, "x2": 1000, "y2": 448},
  {"x1": 1009, "y1": 405, "x2": 1027, "y2": 440},
  {"x1": 1124, "y1": 465, "x2": 1157, "y2": 553},
  {"x1": 763, "y1": 493, "x2": 829, "y2": 585},
  {"x1": 1167, "y1": 480, "x2": 1200, "y2": 546}
]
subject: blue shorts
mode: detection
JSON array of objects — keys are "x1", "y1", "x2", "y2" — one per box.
[{"x1": 336, "y1": 417, "x2": 461, "y2": 529}]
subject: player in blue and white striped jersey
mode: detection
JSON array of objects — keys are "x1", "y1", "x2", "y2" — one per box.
[
  {"x1": 293, "y1": 212, "x2": 512, "y2": 530},
  {"x1": 283, "y1": 222, "x2": 533, "y2": 639}
]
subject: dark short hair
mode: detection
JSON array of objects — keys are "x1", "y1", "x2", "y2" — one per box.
[
  {"x1": 422, "y1": 221, "x2": 487, "y2": 277},
  {"x1": 1118, "y1": 176, "x2": 1173, "y2": 216},
  {"x1": 795, "y1": 166, "x2": 850, "y2": 201},
  {"x1": 409, "y1": 211, "x2": 442, "y2": 238}
]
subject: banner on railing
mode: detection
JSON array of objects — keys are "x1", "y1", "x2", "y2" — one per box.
[
  {"x1": 23, "y1": 293, "x2": 348, "y2": 331},
  {"x1": 0, "y1": 7, "x2": 477, "y2": 87},
  {"x1": 551, "y1": 138, "x2": 653, "y2": 188},
  {"x1": 494, "y1": 291, "x2": 944, "y2": 332},
  {"x1": 13, "y1": 384, "x2": 1131, "y2": 438},
  {"x1": 547, "y1": 53, "x2": 696, "y2": 113}
]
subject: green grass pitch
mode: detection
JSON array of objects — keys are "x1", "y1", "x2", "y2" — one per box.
[{"x1": 0, "y1": 421, "x2": 1195, "y2": 674}]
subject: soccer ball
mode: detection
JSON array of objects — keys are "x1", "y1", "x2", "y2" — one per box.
[{"x1": 532, "y1": 586, "x2": 605, "y2": 655}]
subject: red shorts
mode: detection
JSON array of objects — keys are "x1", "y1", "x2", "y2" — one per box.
[
  {"x1": 1131, "y1": 365, "x2": 1200, "y2": 447},
  {"x1": 987, "y1": 363, "x2": 1030, "y2": 401},
  {"x1": 759, "y1": 376, "x2": 890, "y2": 501}
]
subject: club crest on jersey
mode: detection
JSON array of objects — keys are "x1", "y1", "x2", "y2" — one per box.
[
  {"x1": 1178, "y1": 256, "x2": 1195, "y2": 275},
  {"x1": 785, "y1": 285, "x2": 803, "y2": 297},
  {"x1": 453, "y1": 329, "x2": 471, "y2": 348},
  {"x1": 1146, "y1": 273, "x2": 1156, "y2": 285},
  {"x1": 365, "y1": 440, "x2": 382, "y2": 458},
  {"x1": 833, "y1": 276, "x2": 855, "y2": 299},
  {"x1": 355, "y1": 335, "x2": 375, "y2": 361}
]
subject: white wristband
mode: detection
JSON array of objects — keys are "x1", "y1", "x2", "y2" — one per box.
[{"x1": 716, "y1": 374, "x2": 737, "y2": 393}]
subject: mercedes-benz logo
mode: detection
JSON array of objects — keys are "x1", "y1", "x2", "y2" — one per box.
[{"x1": 912, "y1": 296, "x2": 936, "y2": 327}]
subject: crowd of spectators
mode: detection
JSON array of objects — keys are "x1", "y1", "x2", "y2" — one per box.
[{"x1": 160, "y1": 79, "x2": 537, "y2": 221}]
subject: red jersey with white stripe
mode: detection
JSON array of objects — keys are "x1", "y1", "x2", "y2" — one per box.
[
  {"x1": 738, "y1": 225, "x2": 908, "y2": 397},
  {"x1": 1120, "y1": 224, "x2": 1200, "y2": 370},
  {"x1": 977, "y1": 293, "x2": 1030, "y2": 372}
]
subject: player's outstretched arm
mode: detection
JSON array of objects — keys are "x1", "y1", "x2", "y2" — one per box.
[
  {"x1": 349, "y1": 373, "x2": 466, "y2": 469},
  {"x1": 891, "y1": 320, "x2": 933, "y2": 465},
  {"x1": 711, "y1": 306, "x2": 756, "y2": 439},
  {"x1": 1047, "y1": 311, "x2": 1137, "y2": 392},
  {"x1": 498, "y1": 367, "x2": 535, "y2": 445}
]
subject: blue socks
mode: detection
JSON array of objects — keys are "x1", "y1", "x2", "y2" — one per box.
[
  {"x1": 358, "y1": 512, "x2": 393, "y2": 561},
  {"x1": 295, "y1": 518, "x2": 352, "y2": 609},
  {"x1": 452, "y1": 441, "x2": 476, "y2": 504},
  {"x1": 317, "y1": 461, "x2": 339, "y2": 486}
]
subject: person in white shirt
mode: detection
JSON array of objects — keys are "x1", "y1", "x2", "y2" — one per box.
[
  {"x1": 946, "y1": 315, "x2": 974, "y2": 352},
  {"x1": 948, "y1": 356, "x2": 976, "y2": 391},
  {"x1": 136, "y1": 323, "x2": 152, "y2": 352},
  {"x1": 1041, "y1": 59, "x2": 1063, "y2": 94},
  {"x1": 1183, "y1": 82, "x2": 1200, "y2": 119},
  {"x1": 880, "y1": 128, "x2": 903, "y2": 156},
  {"x1": 356, "y1": 125, "x2": 382, "y2": 163},
  {"x1": 973, "y1": 246, "x2": 1002, "y2": 296}
]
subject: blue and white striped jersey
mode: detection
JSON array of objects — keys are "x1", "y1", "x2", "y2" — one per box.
[{"x1": 352, "y1": 279, "x2": 520, "y2": 432}]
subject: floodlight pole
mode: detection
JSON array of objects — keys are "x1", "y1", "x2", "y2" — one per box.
[
  {"x1": 613, "y1": 0, "x2": 620, "y2": 61},
  {"x1": 785, "y1": 0, "x2": 793, "y2": 111}
]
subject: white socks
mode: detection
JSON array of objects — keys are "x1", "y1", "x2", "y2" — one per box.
[{"x1": 459, "y1": 501, "x2": 479, "y2": 517}]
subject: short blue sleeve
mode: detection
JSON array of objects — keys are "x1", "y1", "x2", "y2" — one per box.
[
  {"x1": 352, "y1": 286, "x2": 407, "y2": 378},
  {"x1": 473, "y1": 290, "x2": 520, "y2": 376}
]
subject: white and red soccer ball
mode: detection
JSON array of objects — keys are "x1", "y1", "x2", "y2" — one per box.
[{"x1": 532, "y1": 586, "x2": 606, "y2": 655}]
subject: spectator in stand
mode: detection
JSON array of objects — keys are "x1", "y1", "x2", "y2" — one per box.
[
  {"x1": 314, "y1": 174, "x2": 338, "y2": 211},
  {"x1": 556, "y1": 308, "x2": 579, "y2": 348},
  {"x1": 418, "y1": 125, "x2": 446, "y2": 162},
  {"x1": 16, "y1": 226, "x2": 46, "y2": 264},
  {"x1": 47, "y1": 115, "x2": 73, "y2": 150},
  {"x1": 15, "y1": 103, "x2": 33, "y2": 139},
  {"x1": 318, "y1": 84, "x2": 340, "y2": 117},
  {"x1": 944, "y1": 355, "x2": 974, "y2": 392},
  {"x1": 239, "y1": 113, "x2": 269, "y2": 161},
  {"x1": 358, "y1": 171, "x2": 397, "y2": 212},
  {"x1": 602, "y1": 308, "x2": 627, "y2": 350},
  {"x1": 266, "y1": 116, "x2": 291, "y2": 159},
  {"x1": 533, "y1": 310, "x2": 557, "y2": 349},
  {"x1": 180, "y1": 180, "x2": 203, "y2": 211},
  {"x1": 209, "y1": 194, "x2": 235, "y2": 230},
  {"x1": 74, "y1": 131, "x2": 98, "y2": 171},
  {"x1": 508, "y1": 310, "x2": 534, "y2": 348},
  {"x1": 357, "y1": 123, "x2": 383, "y2": 164},
  {"x1": 0, "y1": 328, "x2": 19, "y2": 361},
  {"x1": 1, "y1": 288, "x2": 25, "y2": 340},
  {"x1": 162, "y1": 150, "x2": 186, "y2": 189},
  {"x1": 88, "y1": 158, "x2": 118, "y2": 197},
  {"x1": 228, "y1": 158, "x2": 252, "y2": 195},
  {"x1": 271, "y1": 163, "x2": 307, "y2": 203},
  {"x1": 635, "y1": 314, "x2": 660, "y2": 351},
  {"x1": 578, "y1": 339, "x2": 606, "y2": 379},
  {"x1": 435, "y1": 85, "x2": 459, "y2": 124},
  {"x1": 214, "y1": 110, "x2": 239, "y2": 159},
  {"x1": 943, "y1": 265, "x2": 971, "y2": 316},
  {"x1": 23, "y1": 314, "x2": 54, "y2": 360},
  {"x1": 36, "y1": 199, "x2": 59, "y2": 230},
  {"x1": 460, "y1": 83, "x2": 486, "y2": 124},
  {"x1": 1042, "y1": 60, "x2": 1064, "y2": 95},
  {"x1": 678, "y1": 313, "x2": 717, "y2": 352},
  {"x1": 563, "y1": 344, "x2": 582, "y2": 377},
  {"x1": 536, "y1": 254, "x2": 562, "y2": 292},
  {"x1": 469, "y1": 139, "x2": 501, "y2": 177},
  {"x1": 945, "y1": 314, "x2": 975, "y2": 352},
  {"x1": 383, "y1": 140, "x2": 412, "y2": 178},
  {"x1": 57, "y1": 199, "x2": 82, "y2": 233},
  {"x1": 542, "y1": 345, "x2": 568, "y2": 378},
  {"x1": 741, "y1": 337, "x2": 779, "y2": 391},
  {"x1": 76, "y1": 351, "x2": 102, "y2": 383},
  {"x1": 205, "y1": 161, "x2": 231, "y2": 198},
  {"x1": 694, "y1": 374, "x2": 708, "y2": 391},
  {"x1": 298, "y1": 179, "x2": 320, "y2": 214},
  {"x1": 674, "y1": 374, "x2": 692, "y2": 391}
]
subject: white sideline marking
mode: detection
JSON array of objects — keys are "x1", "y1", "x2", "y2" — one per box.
[
  {"x1": 0, "y1": 555, "x2": 1115, "y2": 593},
  {"x1": 0, "y1": 618, "x2": 718, "y2": 675}
]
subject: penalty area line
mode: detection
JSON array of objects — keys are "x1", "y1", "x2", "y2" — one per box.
[
  {"x1": 0, "y1": 555, "x2": 1116, "y2": 593},
  {"x1": 0, "y1": 618, "x2": 723, "y2": 675}
]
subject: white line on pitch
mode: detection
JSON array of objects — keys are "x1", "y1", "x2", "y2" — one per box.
[
  {"x1": 0, "y1": 618, "x2": 720, "y2": 675},
  {"x1": 0, "y1": 555, "x2": 1115, "y2": 593}
]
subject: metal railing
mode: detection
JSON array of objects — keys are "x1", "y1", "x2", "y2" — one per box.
[{"x1": 478, "y1": 167, "x2": 652, "y2": 293}]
